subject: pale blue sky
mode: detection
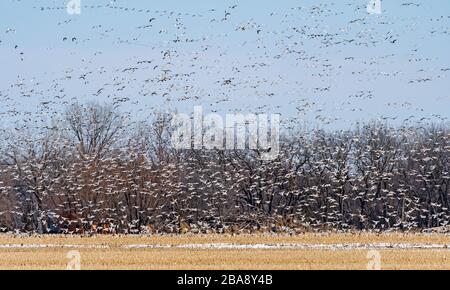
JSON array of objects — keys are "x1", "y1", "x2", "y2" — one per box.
[{"x1": 0, "y1": 0, "x2": 449, "y2": 129}]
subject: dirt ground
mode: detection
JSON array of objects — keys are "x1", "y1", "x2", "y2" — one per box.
[{"x1": 0, "y1": 233, "x2": 449, "y2": 270}]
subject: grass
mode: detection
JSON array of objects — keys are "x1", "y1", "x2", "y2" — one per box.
[{"x1": 0, "y1": 233, "x2": 449, "y2": 270}]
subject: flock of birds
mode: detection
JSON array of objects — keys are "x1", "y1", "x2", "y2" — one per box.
[
  {"x1": 0, "y1": 0, "x2": 448, "y2": 233},
  {"x1": 0, "y1": 0, "x2": 448, "y2": 131},
  {"x1": 0, "y1": 112, "x2": 448, "y2": 234}
]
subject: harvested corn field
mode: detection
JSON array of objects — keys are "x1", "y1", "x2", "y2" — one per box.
[{"x1": 0, "y1": 233, "x2": 449, "y2": 270}]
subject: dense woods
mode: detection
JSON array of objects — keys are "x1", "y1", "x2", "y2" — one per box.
[{"x1": 0, "y1": 103, "x2": 449, "y2": 234}]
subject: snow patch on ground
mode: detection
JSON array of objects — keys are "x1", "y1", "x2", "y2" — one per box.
[
  {"x1": 0, "y1": 244, "x2": 109, "y2": 249},
  {"x1": 1, "y1": 243, "x2": 448, "y2": 250},
  {"x1": 123, "y1": 243, "x2": 450, "y2": 250}
]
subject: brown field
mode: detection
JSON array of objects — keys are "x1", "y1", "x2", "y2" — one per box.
[{"x1": 0, "y1": 233, "x2": 449, "y2": 270}]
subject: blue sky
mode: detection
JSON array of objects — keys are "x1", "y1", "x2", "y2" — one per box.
[{"x1": 0, "y1": 0, "x2": 449, "y2": 130}]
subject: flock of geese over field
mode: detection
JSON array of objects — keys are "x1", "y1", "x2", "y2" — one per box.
[
  {"x1": 0, "y1": 0, "x2": 449, "y2": 131},
  {"x1": 0, "y1": 1, "x2": 448, "y2": 233}
]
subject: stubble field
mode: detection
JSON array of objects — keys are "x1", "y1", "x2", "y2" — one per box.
[{"x1": 0, "y1": 233, "x2": 449, "y2": 270}]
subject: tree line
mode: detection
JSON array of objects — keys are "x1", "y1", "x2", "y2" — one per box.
[{"x1": 0, "y1": 103, "x2": 449, "y2": 234}]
